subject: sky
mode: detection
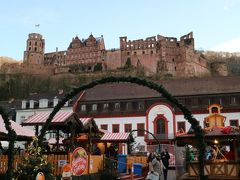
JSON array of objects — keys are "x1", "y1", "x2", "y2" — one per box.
[{"x1": 1, "y1": 0, "x2": 240, "y2": 60}]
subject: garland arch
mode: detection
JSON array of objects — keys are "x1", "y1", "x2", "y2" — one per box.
[{"x1": 38, "y1": 76, "x2": 206, "y2": 179}]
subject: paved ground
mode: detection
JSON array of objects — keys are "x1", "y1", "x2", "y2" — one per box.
[{"x1": 159, "y1": 170, "x2": 177, "y2": 180}]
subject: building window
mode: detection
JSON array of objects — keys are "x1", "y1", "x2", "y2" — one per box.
[
  {"x1": 103, "y1": 103, "x2": 109, "y2": 110},
  {"x1": 101, "y1": 124, "x2": 108, "y2": 130},
  {"x1": 125, "y1": 124, "x2": 132, "y2": 133},
  {"x1": 230, "y1": 119, "x2": 239, "y2": 127},
  {"x1": 92, "y1": 104, "x2": 97, "y2": 111},
  {"x1": 127, "y1": 52, "x2": 130, "y2": 56},
  {"x1": 177, "y1": 121, "x2": 186, "y2": 132},
  {"x1": 112, "y1": 124, "x2": 119, "y2": 133},
  {"x1": 138, "y1": 102, "x2": 145, "y2": 111},
  {"x1": 137, "y1": 123, "x2": 145, "y2": 136},
  {"x1": 126, "y1": 102, "x2": 132, "y2": 110},
  {"x1": 142, "y1": 51, "x2": 145, "y2": 54},
  {"x1": 115, "y1": 103, "x2": 120, "y2": 110},
  {"x1": 81, "y1": 105, "x2": 86, "y2": 111},
  {"x1": 191, "y1": 98, "x2": 198, "y2": 107},
  {"x1": 230, "y1": 97, "x2": 236, "y2": 105},
  {"x1": 134, "y1": 51, "x2": 137, "y2": 55},
  {"x1": 150, "y1": 51, "x2": 153, "y2": 54}
]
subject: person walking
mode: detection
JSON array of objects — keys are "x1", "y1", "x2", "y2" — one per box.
[
  {"x1": 161, "y1": 149, "x2": 170, "y2": 180},
  {"x1": 146, "y1": 153, "x2": 159, "y2": 180}
]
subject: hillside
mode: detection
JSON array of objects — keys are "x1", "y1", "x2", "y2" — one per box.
[
  {"x1": 0, "y1": 56, "x2": 19, "y2": 67},
  {"x1": 1, "y1": 51, "x2": 240, "y2": 101},
  {"x1": 203, "y1": 51, "x2": 240, "y2": 75}
]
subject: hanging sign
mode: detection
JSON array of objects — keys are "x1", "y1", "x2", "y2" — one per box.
[{"x1": 71, "y1": 147, "x2": 88, "y2": 176}]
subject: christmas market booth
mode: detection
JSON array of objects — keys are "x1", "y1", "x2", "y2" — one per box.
[{"x1": 175, "y1": 104, "x2": 240, "y2": 179}]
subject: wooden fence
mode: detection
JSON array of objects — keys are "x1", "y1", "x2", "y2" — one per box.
[{"x1": 0, "y1": 154, "x2": 104, "y2": 176}]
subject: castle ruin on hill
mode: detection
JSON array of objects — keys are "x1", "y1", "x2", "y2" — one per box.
[{"x1": 4, "y1": 32, "x2": 216, "y2": 77}]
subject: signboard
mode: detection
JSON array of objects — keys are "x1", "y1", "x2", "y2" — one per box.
[
  {"x1": 58, "y1": 160, "x2": 67, "y2": 167},
  {"x1": 71, "y1": 147, "x2": 88, "y2": 176}
]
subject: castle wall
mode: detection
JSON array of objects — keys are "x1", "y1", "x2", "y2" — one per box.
[
  {"x1": 13, "y1": 32, "x2": 212, "y2": 77},
  {"x1": 105, "y1": 50, "x2": 121, "y2": 70},
  {"x1": 0, "y1": 63, "x2": 54, "y2": 75}
]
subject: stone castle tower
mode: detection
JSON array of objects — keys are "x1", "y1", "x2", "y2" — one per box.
[{"x1": 23, "y1": 33, "x2": 45, "y2": 65}]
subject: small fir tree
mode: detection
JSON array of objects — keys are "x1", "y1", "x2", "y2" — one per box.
[{"x1": 14, "y1": 137, "x2": 54, "y2": 180}]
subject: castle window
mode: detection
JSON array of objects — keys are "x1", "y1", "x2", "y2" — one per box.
[
  {"x1": 127, "y1": 52, "x2": 130, "y2": 56},
  {"x1": 172, "y1": 58, "x2": 175, "y2": 62},
  {"x1": 150, "y1": 51, "x2": 153, "y2": 54},
  {"x1": 142, "y1": 51, "x2": 145, "y2": 54},
  {"x1": 34, "y1": 47, "x2": 37, "y2": 51},
  {"x1": 29, "y1": 42, "x2": 31, "y2": 46},
  {"x1": 29, "y1": 47, "x2": 31, "y2": 51},
  {"x1": 175, "y1": 66, "x2": 177, "y2": 71},
  {"x1": 134, "y1": 52, "x2": 137, "y2": 55},
  {"x1": 35, "y1": 42, "x2": 37, "y2": 45}
]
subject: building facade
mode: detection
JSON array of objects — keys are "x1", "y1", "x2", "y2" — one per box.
[
  {"x1": 14, "y1": 76, "x2": 240, "y2": 151},
  {"x1": 22, "y1": 32, "x2": 210, "y2": 77}
]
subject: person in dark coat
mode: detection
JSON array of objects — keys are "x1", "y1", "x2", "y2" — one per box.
[{"x1": 161, "y1": 149, "x2": 170, "y2": 180}]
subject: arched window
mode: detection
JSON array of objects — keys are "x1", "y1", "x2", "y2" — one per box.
[
  {"x1": 156, "y1": 118, "x2": 166, "y2": 134},
  {"x1": 153, "y1": 115, "x2": 168, "y2": 135}
]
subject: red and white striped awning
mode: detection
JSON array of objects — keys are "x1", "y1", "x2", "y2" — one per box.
[
  {"x1": 101, "y1": 132, "x2": 130, "y2": 142},
  {"x1": 0, "y1": 115, "x2": 34, "y2": 137},
  {"x1": 23, "y1": 111, "x2": 73, "y2": 125},
  {"x1": 48, "y1": 137, "x2": 64, "y2": 144},
  {"x1": 79, "y1": 118, "x2": 92, "y2": 126}
]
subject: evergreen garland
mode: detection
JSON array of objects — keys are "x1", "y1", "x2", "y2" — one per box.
[
  {"x1": 0, "y1": 106, "x2": 17, "y2": 179},
  {"x1": 38, "y1": 76, "x2": 206, "y2": 179}
]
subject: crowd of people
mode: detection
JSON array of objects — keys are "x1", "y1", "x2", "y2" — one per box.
[{"x1": 146, "y1": 149, "x2": 170, "y2": 180}]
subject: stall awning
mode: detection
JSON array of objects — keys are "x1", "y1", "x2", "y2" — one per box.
[
  {"x1": 23, "y1": 111, "x2": 73, "y2": 125},
  {"x1": 79, "y1": 118, "x2": 92, "y2": 126},
  {"x1": 101, "y1": 132, "x2": 130, "y2": 142},
  {"x1": 0, "y1": 115, "x2": 34, "y2": 140},
  {"x1": 48, "y1": 137, "x2": 64, "y2": 145}
]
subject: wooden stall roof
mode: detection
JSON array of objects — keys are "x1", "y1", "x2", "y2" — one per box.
[
  {"x1": 0, "y1": 115, "x2": 34, "y2": 141},
  {"x1": 175, "y1": 126, "x2": 240, "y2": 146}
]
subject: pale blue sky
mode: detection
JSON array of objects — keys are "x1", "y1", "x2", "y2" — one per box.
[{"x1": 1, "y1": 0, "x2": 240, "y2": 60}]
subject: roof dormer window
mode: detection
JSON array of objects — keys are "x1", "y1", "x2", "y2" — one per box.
[{"x1": 39, "y1": 99, "x2": 49, "y2": 108}]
